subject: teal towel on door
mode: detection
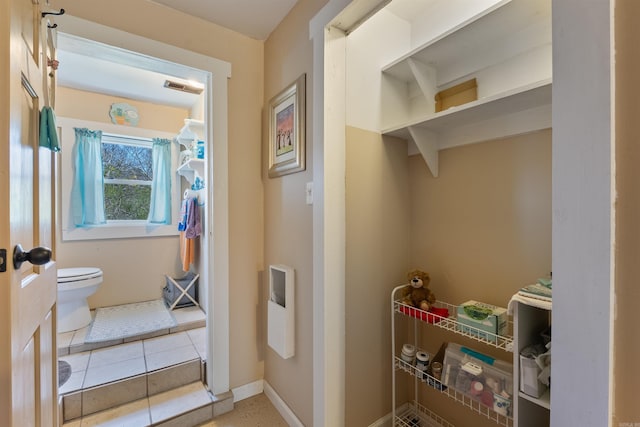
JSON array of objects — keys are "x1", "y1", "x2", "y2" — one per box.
[{"x1": 39, "y1": 106, "x2": 61, "y2": 152}]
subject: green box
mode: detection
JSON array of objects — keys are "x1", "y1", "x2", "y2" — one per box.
[{"x1": 456, "y1": 300, "x2": 507, "y2": 343}]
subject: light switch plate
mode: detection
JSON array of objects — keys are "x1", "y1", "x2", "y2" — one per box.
[{"x1": 305, "y1": 182, "x2": 313, "y2": 205}]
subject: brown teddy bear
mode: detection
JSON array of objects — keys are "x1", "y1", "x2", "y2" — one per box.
[{"x1": 402, "y1": 269, "x2": 436, "y2": 311}]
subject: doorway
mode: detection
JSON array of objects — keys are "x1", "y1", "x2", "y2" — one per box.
[{"x1": 55, "y1": 14, "x2": 231, "y2": 396}]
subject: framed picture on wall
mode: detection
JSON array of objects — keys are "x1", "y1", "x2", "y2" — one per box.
[{"x1": 268, "y1": 74, "x2": 306, "y2": 178}]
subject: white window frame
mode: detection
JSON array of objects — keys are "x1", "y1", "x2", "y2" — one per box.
[{"x1": 59, "y1": 117, "x2": 180, "y2": 241}]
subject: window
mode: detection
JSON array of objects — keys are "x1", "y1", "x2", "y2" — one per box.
[
  {"x1": 60, "y1": 117, "x2": 179, "y2": 241},
  {"x1": 102, "y1": 133, "x2": 153, "y2": 221}
]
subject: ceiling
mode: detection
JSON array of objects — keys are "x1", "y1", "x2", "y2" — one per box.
[
  {"x1": 55, "y1": 0, "x2": 421, "y2": 110},
  {"x1": 150, "y1": 0, "x2": 299, "y2": 41},
  {"x1": 56, "y1": 0, "x2": 300, "y2": 110}
]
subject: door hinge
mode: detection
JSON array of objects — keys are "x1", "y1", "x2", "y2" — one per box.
[{"x1": 0, "y1": 249, "x2": 6, "y2": 272}]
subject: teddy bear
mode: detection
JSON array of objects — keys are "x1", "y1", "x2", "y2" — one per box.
[{"x1": 402, "y1": 269, "x2": 436, "y2": 311}]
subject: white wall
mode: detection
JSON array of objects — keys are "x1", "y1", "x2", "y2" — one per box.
[{"x1": 551, "y1": 0, "x2": 613, "y2": 425}]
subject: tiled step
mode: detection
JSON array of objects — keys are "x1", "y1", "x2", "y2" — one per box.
[
  {"x1": 60, "y1": 328, "x2": 209, "y2": 422},
  {"x1": 58, "y1": 305, "x2": 206, "y2": 357},
  {"x1": 61, "y1": 381, "x2": 233, "y2": 427}
]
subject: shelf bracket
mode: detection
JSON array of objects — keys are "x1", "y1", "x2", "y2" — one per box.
[
  {"x1": 407, "y1": 58, "x2": 437, "y2": 113},
  {"x1": 408, "y1": 126, "x2": 439, "y2": 178}
]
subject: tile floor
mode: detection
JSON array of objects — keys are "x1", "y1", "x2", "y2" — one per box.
[
  {"x1": 57, "y1": 305, "x2": 206, "y2": 357},
  {"x1": 58, "y1": 327, "x2": 206, "y2": 396},
  {"x1": 62, "y1": 381, "x2": 214, "y2": 427},
  {"x1": 59, "y1": 305, "x2": 213, "y2": 425}
]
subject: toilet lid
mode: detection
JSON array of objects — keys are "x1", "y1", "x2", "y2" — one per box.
[{"x1": 58, "y1": 267, "x2": 103, "y2": 282}]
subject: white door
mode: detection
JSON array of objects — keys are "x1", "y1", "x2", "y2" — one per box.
[{"x1": 1, "y1": 0, "x2": 58, "y2": 425}]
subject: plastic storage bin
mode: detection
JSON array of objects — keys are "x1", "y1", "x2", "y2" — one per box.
[{"x1": 442, "y1": 342, "x2": 513, "y2": 416}]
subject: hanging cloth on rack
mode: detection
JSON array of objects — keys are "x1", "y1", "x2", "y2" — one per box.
[
  {"x1": 184, "y1": 197, "x2": 201, "y2": 239},
  {"x1": 180, "y1": 231, "x2": 195, "y2": 272},
  {"x1": 39, "y1": 106, "x2": 61, "y2": 152},
  {"x1": 179, "y1": 197, "x2": 201, "y2": 271},
  {"x1": 178, "y1": 198, "x2": 189, "y2": 231}
]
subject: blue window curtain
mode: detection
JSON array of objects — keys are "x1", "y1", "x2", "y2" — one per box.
[
  {"x1": 148, "y1": 138, "x2": 172, "y2": 224},
  {"x1": 71, "y1": 128, "x2": 106, "y2": 226}
]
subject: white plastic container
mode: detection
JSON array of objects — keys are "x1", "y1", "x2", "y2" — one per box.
[
  {"x1": 401, "y1": 344, "x2": 416, "y2": 364},
  {"x1": 416, "y1": 351, "x2": 430, "y2": 379}
]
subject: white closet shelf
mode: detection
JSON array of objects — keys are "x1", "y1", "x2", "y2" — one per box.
[
  {"x1": 383, "y1": 79, "x2": 550, "y2": 137},
  {"x1": 176, "y1": 119, "x2": 204, "y2": 148},
  {"x1": 383, "y1": 79, "x2": 551, "y2": 177},
  {"x1": 519, "y1": 388, "x2": 550, "y2": 410},
  {"x1": 177, "y1": 158, "x2": 204, "y2": 184},
  {"x1": 381, "y1": 0, "x2": 550, "y2": 83}
]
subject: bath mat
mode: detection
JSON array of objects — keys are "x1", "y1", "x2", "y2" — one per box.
[
  {"x1": 85, "y1": 299, "x2": 177, "y2": 343},
  {"x1": 58, "y1": 360, "x2": 71, "y2": 387}
]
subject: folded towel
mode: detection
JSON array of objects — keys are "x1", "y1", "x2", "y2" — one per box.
[
  {"x1": 508, "y1": 293, "x2": 551, "y2": 314},
  {"x1": 39, "y1": 106, "x2": 61, "y2": 152}
]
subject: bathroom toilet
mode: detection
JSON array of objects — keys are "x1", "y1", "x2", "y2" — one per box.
[{"x1": 57, "y1": 267, "x2": 103, "y2": 333}]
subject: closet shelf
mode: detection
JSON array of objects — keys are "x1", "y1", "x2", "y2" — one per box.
[
  {"x1": 176, "y1": 119, "x2": 204, "y2": 148},
  {"x1": 382, "y1": 79, "x2": 551, "y2": 178},
  {"x1": 177, "y1": 158, "x2": 204, "y2": 185},
  {"x1": 381, "y1": 0, "x2": 549, "y2": 83},
  {"x1": 394, "y1": 299, "x2": 514, "y2": 352},
  {"x1": 382, "y1": 79, "x2": 551, "y2": 139},
  {"x1": 519, "y1": 388, "x2": 550, "y2": 410}
]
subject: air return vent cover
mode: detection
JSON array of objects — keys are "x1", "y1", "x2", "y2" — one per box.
[{"x1": 163, "y1": 79, "x2": 204, "y2": 95}]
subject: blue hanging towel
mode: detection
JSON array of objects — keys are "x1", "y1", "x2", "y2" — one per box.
[
  {"x1": 39, "y1": 106, "x2": 61, "y2": 152},
  {"x1": 178, "y1": 198, "x2": 189, "y2": 231}
]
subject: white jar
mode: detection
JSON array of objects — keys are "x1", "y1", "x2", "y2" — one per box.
[
  {"x1": 416, "y1": 351, "x2": 430, "y2": 378},
  {"x1": 401, "y1": 344, "x2": 416, "y2": 364}
]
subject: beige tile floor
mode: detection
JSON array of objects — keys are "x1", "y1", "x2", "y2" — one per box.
[
  {"x1": 58, "y1": 305, "x2": 287, "y2": 426},
  {"x1": 59, "y1": 327, "x2": 206, "y2": 396},
  {"x1": 58, "y1": 305, "x2": 206, "y2": 357},
  {"x1": 62, "y1": 381, "x2": 213, "y2": 427}
]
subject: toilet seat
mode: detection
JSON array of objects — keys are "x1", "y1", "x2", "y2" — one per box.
[{"x1": 58, "y1": 267, "x2": 102, "y2": 283}]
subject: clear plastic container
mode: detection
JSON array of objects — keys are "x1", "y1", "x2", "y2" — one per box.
[{"x1": 442, "y1": 342, "x2": 513, "y2": 416}]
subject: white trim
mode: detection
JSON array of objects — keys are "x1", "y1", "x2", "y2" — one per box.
[
  {"x1": 58, "y1": 15, "x2": 231, "y2": 396},
  {"x1": 231, "y1": 380, "x2": 264, "y2": 402},
  {"x1": 264, "y1": 380, "x2": 305, "y2": 427}
]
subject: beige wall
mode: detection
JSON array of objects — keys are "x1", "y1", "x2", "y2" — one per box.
[
  {"x1": 53, "y1": 0, "x2": 266, "y2": 391},
  {"x1": 56, "y1": 87, "x2": 188, "y2": 133},
  {"x1": 409, "y1": 130, "x2": 553, "y2": 307},
  {"x1": 55, "y1": 86, "x2": 188, "y2": 308},
  {"x1": 614, "y1": 0, "x2": 640, "y2": 422},
  {"x1": 263, "y1": 1, "x2": 328, "y2": 425},
  {"x1": 409, "y1": 130, "x2": 552, "y2": 426},
  {"x1": 342, "y1": 127, "x2": 551, "y2": 426},
  {"x1": 345, "y1": 127, "x2": 410, "y2": 426}
]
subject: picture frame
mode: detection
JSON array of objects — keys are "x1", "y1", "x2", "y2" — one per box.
[{"x1": 268, "y1": 74, "x2": 306, "y2": 178}]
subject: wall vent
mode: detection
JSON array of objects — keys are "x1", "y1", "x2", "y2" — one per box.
[{"x1": 163, "y1": 79, "x2": 204, "y2": 95}]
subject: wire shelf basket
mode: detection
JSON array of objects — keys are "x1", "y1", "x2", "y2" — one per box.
[{"x1": 394, "y1": 299, "x2": 514, "y2": 352}]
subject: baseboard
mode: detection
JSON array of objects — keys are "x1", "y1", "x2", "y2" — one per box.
[
  {"x1": 263, "y1": 380, "x2": 304, "y2": 427},
  {"x1": 231, "y1": 379, "x2": 264, "y2": 402}
]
